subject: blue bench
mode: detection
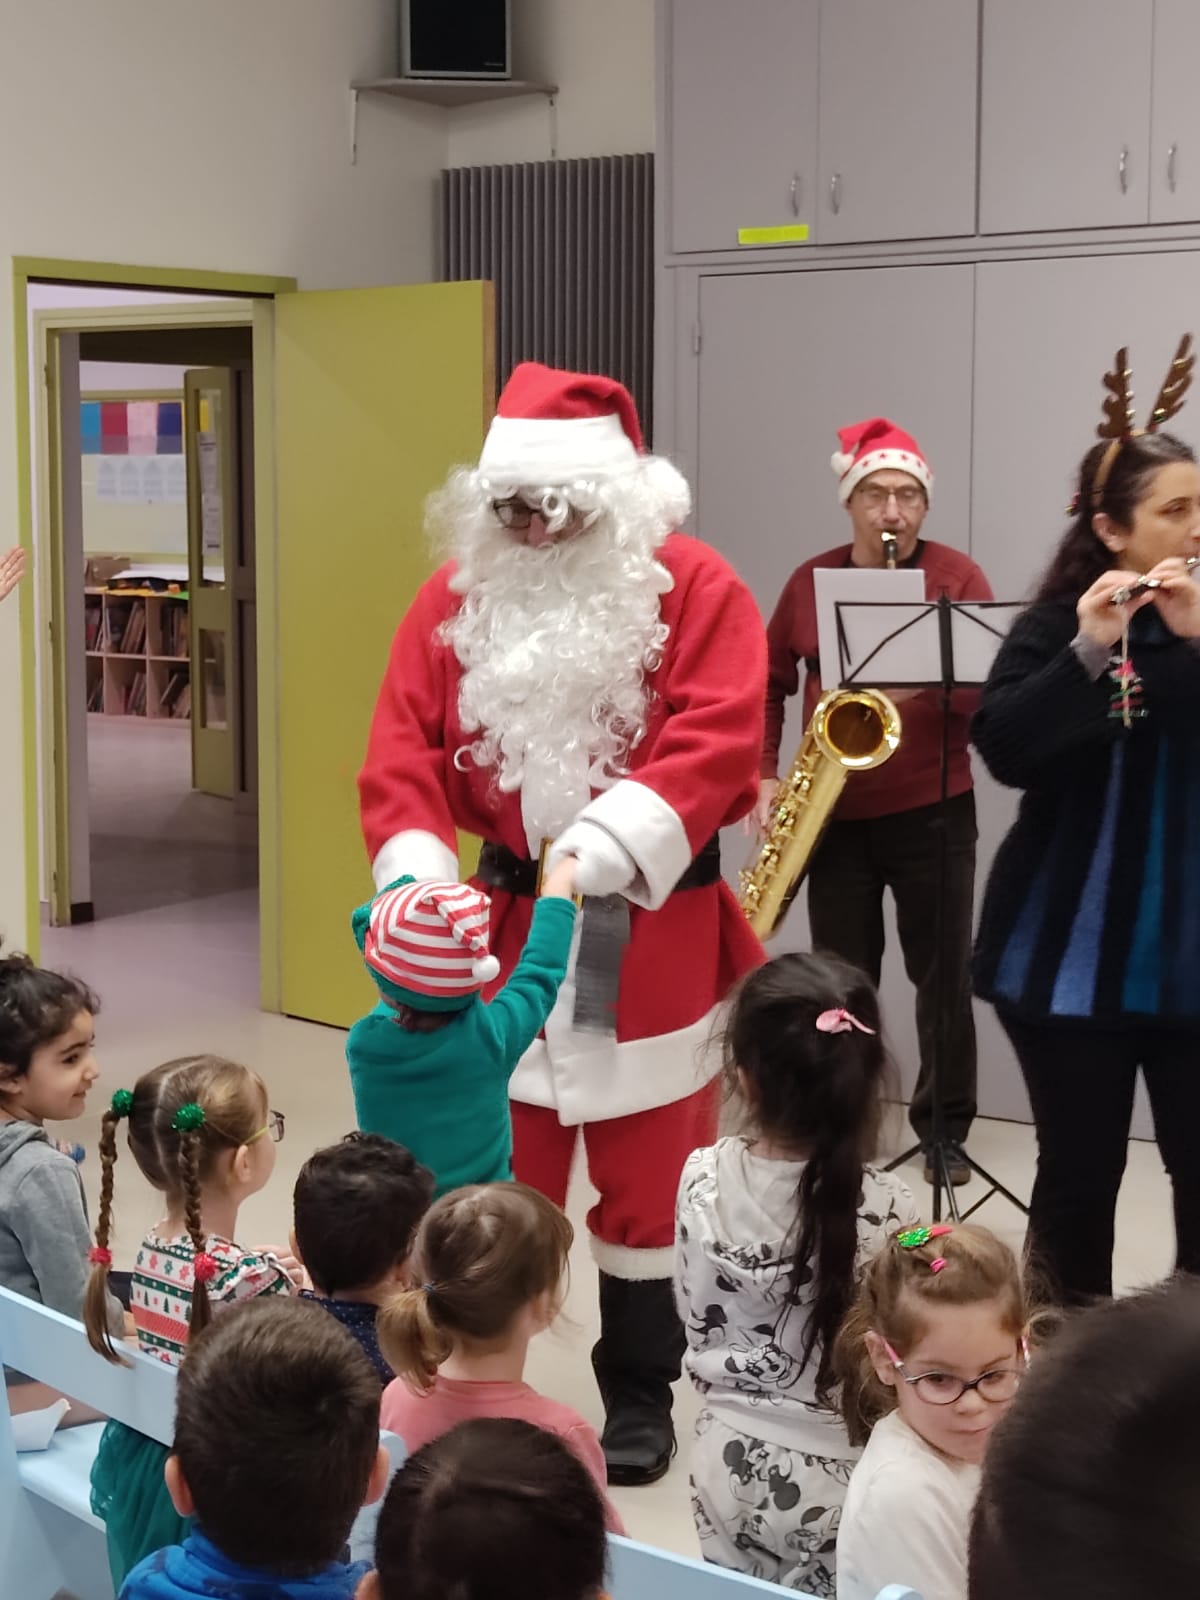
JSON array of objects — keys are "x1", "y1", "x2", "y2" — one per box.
[{"x1": 0, "y1": 1286, "x2": 919, "y2": 1600}]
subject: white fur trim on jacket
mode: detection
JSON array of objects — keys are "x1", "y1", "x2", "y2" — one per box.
[
  {"x1": 510, "y1": 1003, "x2": 720, "y2": 1126},
  {"x1": 479, "y1": 413, "x2": 640, "y2": 483},
  {"x1": 589, "y1": 1237, "x2": 676, "y2": 1281},
  {"x1": 371, "y1": 830, "x2": 459, "y2": 892},
  {"x1": 575, "y1": 780, "x2": 692, "y2": 912}
]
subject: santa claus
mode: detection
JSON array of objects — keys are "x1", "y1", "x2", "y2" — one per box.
[{"x1": 359, "y1": 362, "x2": 765, "y2": 1484}]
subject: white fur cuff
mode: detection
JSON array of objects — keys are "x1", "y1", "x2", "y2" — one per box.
[
  {"x1": 577, "y1": 781, "x2": 692, "y2": 911},
  {"x1": 371, "y1": 830, "x2": 459, "y2": 892}
]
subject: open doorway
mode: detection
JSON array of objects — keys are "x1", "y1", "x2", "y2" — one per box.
[{"x1": 28, "y1": 289, "x2": 262, "y2": 1010}]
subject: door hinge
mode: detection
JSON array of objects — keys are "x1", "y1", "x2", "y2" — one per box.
[{"x1": 692, "y1": 320, "x2": 703, "y2": 356}]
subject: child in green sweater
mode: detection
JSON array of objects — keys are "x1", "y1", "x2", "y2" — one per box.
[{"x1": 347, "y1": 862, "x2": 576, "y2": 1197}]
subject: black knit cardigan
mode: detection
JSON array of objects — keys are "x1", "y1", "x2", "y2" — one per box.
[{"x1": 972, "y1": 599, "x2": 1200, "y2": 1030}]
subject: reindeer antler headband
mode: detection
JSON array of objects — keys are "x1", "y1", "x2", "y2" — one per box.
[{"x1": 1091, "y1": 334, "x2": 1195, "y2": 509}]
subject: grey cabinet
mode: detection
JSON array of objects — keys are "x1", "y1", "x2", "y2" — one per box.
[
  {"x1": 979, "y1": 0, "x2": 1153, "y2": 234},
  {"x1": 693, "y1": 264, "x2": 976, "y2": 605},
  {"x1": 664, "y1": 0, "x2": 978, "y2": 254},
  {"x1": 817, "y1": 0, "x2": 978, "y2": 244},
  {"x1": 666, "y1": 0, "x2": 819, "y2": 254},
  {"x1": 1150, "y1": 0, "x2": 1200, "y2": 223}
]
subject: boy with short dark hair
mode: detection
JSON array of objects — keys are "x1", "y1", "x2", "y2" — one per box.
[
  {"x1": 292, "y1": 1132, "x2": 434, "y2": 1385},
  {"x1": 120, "y1": 1297, "x2": 388, "y2": 1599}
]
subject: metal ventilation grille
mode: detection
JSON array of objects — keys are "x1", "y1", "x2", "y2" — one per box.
[{"x1": 440, "y1": 153, "x2": 655, "y2": 441}]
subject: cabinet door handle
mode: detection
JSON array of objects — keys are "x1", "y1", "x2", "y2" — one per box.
[
  {"x1": 1168, "y1": 143, "x2": 1179, "y2": 193},
  {"x1": 1119, "y1": 145, "x2": 1130, "y2": 194},
  {"x1": 790, "y1": 173, "x2": 801, "y2": 216},
  {"x1": 829, "y1": 172, "x2": 842, "y2": 215}
]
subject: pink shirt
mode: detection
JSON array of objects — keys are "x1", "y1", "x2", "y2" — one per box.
[{"x1": 381, "y1": 1373, "x2": 625, "y2": 1532}]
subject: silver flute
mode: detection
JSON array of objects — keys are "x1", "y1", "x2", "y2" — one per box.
[{"x1": 1109, "y1": 554, "x2": 1200, "y2": 606}]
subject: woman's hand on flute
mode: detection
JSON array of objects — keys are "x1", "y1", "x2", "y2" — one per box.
[
  {"x1": 1146, "y1": 556, "x2": 1200, "y2": 638},
  {"x1": 1077, "y1": 570, "x2": 1154, "y2": 647}
]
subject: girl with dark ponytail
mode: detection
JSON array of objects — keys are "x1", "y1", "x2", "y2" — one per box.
[
  {"x1": 673, "y1": 951, "x2": 919, "y2": 1598},
  {"x1": 84, "y1": 1055, "x2": 298, "y2": 1590}
]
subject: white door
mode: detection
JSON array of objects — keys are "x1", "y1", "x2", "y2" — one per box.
[
  {"x1": 816, "y1": 0, "x2": 978, "y2": 244},
  {"x1": 979, "y1": 0, "x2": 1153, "y2": 234},
  {"x1": 665, "y1": 0, "x2": 820, "y2": 253},
  {"x1": 971, "y1": 250, "x2": 1200, "y2": 1127},
  {"x1": 1150, "y1": 0, "x2": 1200, "y2": 223},
  {"x1": 694, "y1": 262, "x2": 976, "y2": 1107}
]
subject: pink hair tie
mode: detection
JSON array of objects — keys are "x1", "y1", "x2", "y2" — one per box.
[
  {"x1": 88, "y1": 1245, "x2": 113, "y2": 1267},
  {"x1": 815, "y1": 1007, "x2": 876, "y2": 1036},
  {"x1": 929, "y1": 1258, "x2": 948, "y2": 1274}
]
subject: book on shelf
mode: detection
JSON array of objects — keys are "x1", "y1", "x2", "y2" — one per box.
[
  {"x1": 84, "y1": 603, "x2": 102, "y2": 652},
  {"x1": 172, "y1": 681, "x2": 191, "y2": 720},
  {"x1": 162, "y1": 668, "x2": 191, "y2": 718},
  {"x1": 120, "y1": 605, "x2": 146, "y2": 655},
  {"x1": 87, "y1": 674, "x2": 104, "y2": 714},
  {"x1": 126, "y1": 669, "x2": 147, "y2": 716}
]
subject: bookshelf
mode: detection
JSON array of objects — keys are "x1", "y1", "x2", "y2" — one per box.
[{"x1": 85, "y1": 587, "x2": 191, "y2": 721}]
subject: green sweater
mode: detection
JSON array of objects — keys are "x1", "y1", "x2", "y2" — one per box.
[{"x1": 347, "y1": 896, "x2": 576, "y2": 1197}]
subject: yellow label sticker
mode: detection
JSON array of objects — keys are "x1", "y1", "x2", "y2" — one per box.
[{"x1": 736, "y1": 224, "x2": 810, "y2": 245}]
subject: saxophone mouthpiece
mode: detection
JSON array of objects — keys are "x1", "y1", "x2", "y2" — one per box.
[{"x1": 881, "y1": 531, "x2": 898, "y2": 570}]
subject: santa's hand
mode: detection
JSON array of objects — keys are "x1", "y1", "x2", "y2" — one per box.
[{"x1": 547, "y1": 822, "x2": 636, "y2": 898}]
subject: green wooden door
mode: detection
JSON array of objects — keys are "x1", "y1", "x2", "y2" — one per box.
[
  {"x1": 184, "y1": 368, "x2": 238, "y2": 799},
  {"x1": 273, "y1": 282, "x2": 493, "y2": 1027}
]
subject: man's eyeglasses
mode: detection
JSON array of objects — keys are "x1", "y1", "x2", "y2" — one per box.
[
  {"x1": 246, "y1": 1109, "x2": 285, "y2": 1146},
  {"x1": 490, "y1": 495, "x2": 540, "y2": 530},
  {"x1": 858, "y1": 485, "x2": 925, "y2": 511},
  {"x1": 882, "y1": 1337, "x2": 1026, "y2": 1406}
]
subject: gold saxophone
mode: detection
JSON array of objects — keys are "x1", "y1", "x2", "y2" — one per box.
[{"x1": 740, "y1": 688, "x2": 902, "y2": 940}]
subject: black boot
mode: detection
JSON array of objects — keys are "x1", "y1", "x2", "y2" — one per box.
[{"x1": 592, "y1": 1271, "x2": 683, "y2": 1487}]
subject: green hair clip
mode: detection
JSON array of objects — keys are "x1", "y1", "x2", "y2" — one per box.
[
  {"x1": 171, "y1": 1102, "x2": 206, "y2": 1134},
  {"x1": 110, "y1": 1089, "x2": 134, "y2": 1120},
  {"x1": 897, "y1": 1224, "x2": 952, "y2": 1251}
]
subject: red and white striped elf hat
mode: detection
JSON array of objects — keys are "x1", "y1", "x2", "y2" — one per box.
[{"x1": 365, "y1": 879, "x2": 501, "y2": 1004}]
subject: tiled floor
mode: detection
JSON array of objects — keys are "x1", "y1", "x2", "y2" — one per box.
[{"x1": 39, "y1": 720, "x2": 1178, "y2": 1557}]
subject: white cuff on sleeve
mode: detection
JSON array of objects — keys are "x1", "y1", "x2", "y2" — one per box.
[
  {"x1": 371, "y1": 829, "x2": 459, "y2": 891},
  {"x1": 577, "y1": 780, "x2": 692, "y2": 911}
]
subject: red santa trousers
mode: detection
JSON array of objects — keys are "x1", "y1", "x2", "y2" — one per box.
[{"x1": 510, "y1": 1079, "x2": 719, "y2": 1281}]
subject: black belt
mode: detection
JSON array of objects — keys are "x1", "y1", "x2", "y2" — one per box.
[
  {"x1": 477, "y1": 832, "x2": 722, "y2": 1037},
  {"x1": 476, "y1": 833, "x2": 723, "y2": 899}
]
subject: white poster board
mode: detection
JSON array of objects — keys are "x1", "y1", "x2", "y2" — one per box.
[{"x1": 813, "y1": 567, "x2": 925, "y2": 688}]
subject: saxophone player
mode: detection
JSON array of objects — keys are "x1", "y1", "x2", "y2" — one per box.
[{"x1": 756, "y1": 418, "x2": 993, "y2": 1186}]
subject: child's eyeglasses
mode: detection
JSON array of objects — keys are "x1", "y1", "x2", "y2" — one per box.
[
  {"x1": 246, "y1": 1110, "x2": 285, "y2": 1146},
  {"x1": 882, "y1": 1337, "x2": 1026, "y2": 1406}
]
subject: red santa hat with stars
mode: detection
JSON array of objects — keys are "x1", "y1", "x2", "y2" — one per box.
[
  {"x1": 477, "y1": 361, "x2": 690, "y2": 523},
  {"x1": 831, "y1": 417, "x2": 934, "y2": 506}
]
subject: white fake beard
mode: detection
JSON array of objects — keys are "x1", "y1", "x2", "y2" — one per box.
[{"x1": 434, "y1": 471, "x2": 676, "y2": 849}]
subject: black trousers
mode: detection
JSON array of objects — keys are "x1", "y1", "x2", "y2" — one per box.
[
  {"x1": 807, "y1": 791, "x2": 978, "y2": 1144},
  {"x1": 999, "y1": 1010, "x2": 1200, "y2": 1305}
]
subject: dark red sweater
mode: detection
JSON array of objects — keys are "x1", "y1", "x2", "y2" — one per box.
[{"x1": 763, "y1": 540, "x2": 993, "y2": 820}]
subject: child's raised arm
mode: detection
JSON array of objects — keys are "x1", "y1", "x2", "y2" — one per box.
[{"x1": 540, "y1": 856, "x2": 578, "y2": 902}]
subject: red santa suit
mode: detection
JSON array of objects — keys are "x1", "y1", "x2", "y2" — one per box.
[{"x1": 358, "y1": 362, "x2": 765, "y2": 1484}]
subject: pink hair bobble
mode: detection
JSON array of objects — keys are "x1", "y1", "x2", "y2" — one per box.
[
  {"x1": 929, "y1": 1257, "x2": 948, "y2": 1274},
  {"x1": 815, "y1": 1007, "x2": 876, "y2": 1036}
]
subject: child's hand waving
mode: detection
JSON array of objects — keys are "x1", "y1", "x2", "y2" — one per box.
[{"x1": 540, "y1": 857, "x2": 578, "y2": 901}]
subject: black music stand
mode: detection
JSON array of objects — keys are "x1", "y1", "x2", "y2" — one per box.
[{"x1": 832, "y1": 594, "x2": 1029, "y2": 1224}]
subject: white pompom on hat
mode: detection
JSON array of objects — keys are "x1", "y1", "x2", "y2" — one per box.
[
  {"x1": 365, "y1": 879, "x2": 500, "y2": 1006},
  {"x1": 831, "y1": 417, "x2": 934, "y2": 506}
]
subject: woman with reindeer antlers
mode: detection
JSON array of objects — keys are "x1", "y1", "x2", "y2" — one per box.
[{"x1": 972, "y1": 335, "x2": 1200, "y2": 1307}]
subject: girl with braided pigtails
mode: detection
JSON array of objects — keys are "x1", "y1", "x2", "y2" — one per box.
[{"x1": 83, "y1": 1055, "x2": 298, "y2": 1588}]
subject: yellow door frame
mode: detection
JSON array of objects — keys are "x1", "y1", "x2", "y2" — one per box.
[{"x1": 13, "y1": 258, "x2": 294, "y2": 1008}]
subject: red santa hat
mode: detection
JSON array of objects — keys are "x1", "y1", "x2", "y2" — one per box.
[
  {"x1": 364, "y1": 879, "x2": 500, "y2": 1008},
  {"x1": 831, "y1": 417, "x2": 934, "y2": 505},
  {"x1": 477, "y1": 362, "x2": 690, "y2": 521}
]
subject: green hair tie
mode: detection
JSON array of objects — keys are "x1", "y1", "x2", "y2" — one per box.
[
  {"x1": 110, "y1": 1089, "x2": 134, "y2": 1120},
  {"x1": 171, "y1": 1102, "x2": 206, "y2": 1134}
]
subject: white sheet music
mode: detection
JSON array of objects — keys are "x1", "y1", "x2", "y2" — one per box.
[{"x1": 813, "y1": 568, "x2": 925, "y2": 688}]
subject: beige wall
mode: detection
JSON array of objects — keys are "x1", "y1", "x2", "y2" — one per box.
[
  {"x1": 0, "y1": 0, "x2": 447, "y2": 948},
  {"x1": 447, "y1": 0, "x2": 656, "y2": 168}
]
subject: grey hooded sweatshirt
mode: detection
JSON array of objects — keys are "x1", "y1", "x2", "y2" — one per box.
[{"x1": 0, "y1": 1119, "x2": 123, "y2": 1334}]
